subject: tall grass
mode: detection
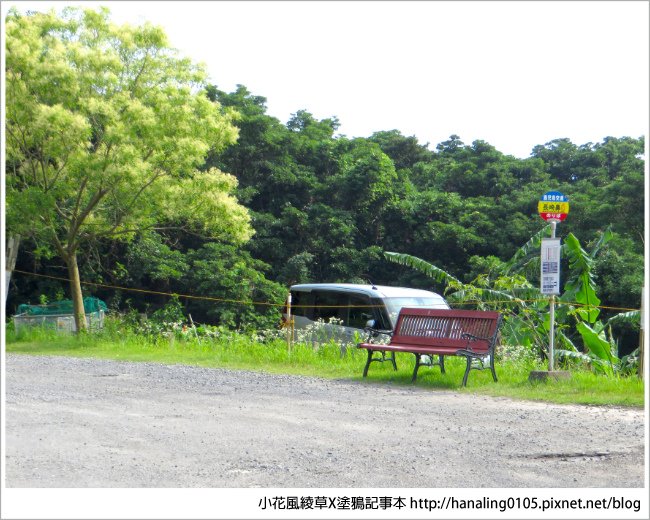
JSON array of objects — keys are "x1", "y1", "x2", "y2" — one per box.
[
  {"x1": 4, "y1": 320, "x2": 644, "y2": 408},
  {"x1": 5, "y1": 320, "x2": 364, "y2": 378}
]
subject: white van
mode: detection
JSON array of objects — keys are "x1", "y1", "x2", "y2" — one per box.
[{"x1": 284, "y1": 283, "x2": 449, "y2": 343}]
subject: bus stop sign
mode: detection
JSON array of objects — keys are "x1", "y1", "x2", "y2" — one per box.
[{"x1": 538, "y1": 191, "x2": 569, "y2": 222}]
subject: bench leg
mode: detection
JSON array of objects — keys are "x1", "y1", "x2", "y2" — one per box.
[
  {"x1": 439, "y1": 354, "x2": 445, "y2": 374},
  {"x1": 411, "y1": 353, "x2": 421, "y2": 383},
  {"x1": 462, "y1": 355, "x2": 472, "y2": 387},
  {"x1": 362, "y1": 349, "x2": 398, "y2": 377},
  {"x1": 490, "y1": 355, "x2": 498, "y2": 382},
  {"x1": 362, "y1": 349, "x2": 373, "y2": 378}
]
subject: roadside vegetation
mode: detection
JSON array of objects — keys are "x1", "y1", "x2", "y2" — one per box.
[
  {"x1": 5, "y1": 7, "x2": 644, "y2": 409},
  {"x1": 386, "y1": 227, "x2": 642, "y2": 378},
  {"x1": 5, "y1": 314, "x2": 644, "y2": 408}
]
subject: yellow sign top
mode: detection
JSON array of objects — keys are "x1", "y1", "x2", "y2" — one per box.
[{"x1": 538, "y1": 201, "x2": 570, "y2": 215}]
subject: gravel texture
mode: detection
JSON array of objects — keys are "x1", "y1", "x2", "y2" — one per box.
[{"x1": 4, "y1": 354, "x2": 646, "y2": 488}]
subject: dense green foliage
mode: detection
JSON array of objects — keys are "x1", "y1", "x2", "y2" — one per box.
[
  {"x1": 6, "y1": 9, "x2": 644, "y2": 356},
  {"x1": 204, "y1": 86, "x2": 643, "y2": 298}
]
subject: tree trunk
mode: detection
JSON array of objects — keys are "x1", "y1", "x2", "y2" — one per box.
[
  {"x1": 5, "y1": 234, "x2": 20, "y2": 303},
  {"x1": 67, "y1": 252, "x2": 87, "y2": 332},
  {"x1": 639, "y1": 286, "x2": 645, "y2": 380}
]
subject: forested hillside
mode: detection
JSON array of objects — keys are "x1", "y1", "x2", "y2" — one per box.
[{"x1": 7, "y1": 81, "x2": 644, "y2": 348}]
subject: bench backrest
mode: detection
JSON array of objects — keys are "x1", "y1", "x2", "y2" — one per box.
[{"x1": 392, "y1": 308, "x2": 502, "y2": 353}]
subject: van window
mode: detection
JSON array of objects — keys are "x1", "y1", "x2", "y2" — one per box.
[
  {"x1": 292, "y1": 290, "x2": 379, "y2": 329},
  {"x1": 383, "y1": 296, "x2": 449, "y2": 326},
  {"x1": 313, "y1": 291, "x2": 344, "y2": 323},
  {"x1": 370, "y1": 298, "x2": 392, "y2": 330},
  {"x1": 345, "y1": 294, "x2": 375, "y2": 329},
  {"x1": 291, "y1": 291, "x2": 315, "y2": 320}
]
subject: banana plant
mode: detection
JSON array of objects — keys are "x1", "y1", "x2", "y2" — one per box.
[
  {"x1": 559, "y1": 230, "x2": 611, "y2": 324},
  {"x1": 555, "y1": 228, "x2": 638, "y2": 374},
  {"x1": 385, "y1": 225, "x2": 640, "y2": 375}
]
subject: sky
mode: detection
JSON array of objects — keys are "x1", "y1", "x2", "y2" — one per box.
[{"x1": 3, "y1": 1, "x2": 649, "y2": 158}]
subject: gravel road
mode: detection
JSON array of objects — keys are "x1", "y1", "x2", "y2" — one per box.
[{"x1": 4, "y1": 354, "x2": 646, "y2": 488}]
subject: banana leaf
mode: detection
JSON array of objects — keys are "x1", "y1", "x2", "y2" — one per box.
[
  {"x1": 556, "y1": 349, "x2": 611, "y2": 373},
  {"x1": 606, "y1": 310, "x2": 641, "y2": 329},
  {"x1": 561, "y1": 233, "x2": 601, "y2": 323},
  {"x1": 576, "y1": 321, "x2": 619, "y2": 375},
  {"x1": 446, "y1": 287, "x2": 516, "y2": 306},
  {"x1": 556, "y1": 329, "x2": 579, "y2": 352},
  {"x1": 384, "y1": 251, "x2": 462, "y2": 287},
  {"x1": 503, "y1": 225, "x2": 550, "y2": 274}
]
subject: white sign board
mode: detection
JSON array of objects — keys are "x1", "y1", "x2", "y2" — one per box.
[{"x1": 540, "y1": 238, "x2": 561, "y2": 295}]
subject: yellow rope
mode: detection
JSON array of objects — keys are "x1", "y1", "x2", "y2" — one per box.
[{"x1": 12, "y1": 269, "x2": 641, "y2": 313}]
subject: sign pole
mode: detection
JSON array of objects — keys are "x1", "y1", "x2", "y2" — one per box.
[
  {"x1": 548, "y1": 221, "x2": 557, "y2": 372},
  {"x1": 639, "y1": 286, "x2": 645, "y2": 380},
  {"x1": 286, "y1": 292, "x2": 292, "y2": 355},
  {"x1": 530, "y1": 190, "x2": 571, "y2": 382}
]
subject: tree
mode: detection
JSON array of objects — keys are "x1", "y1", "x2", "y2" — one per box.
[
  {"x1": 531, "y1": 138, "x2": 580, "y2": 182},
  {"x1": 326, "y1": 138, "x2": 398, "y2": 234},
  {"x1": 181, "y1": 242, "x2": 286, "y2": 330},
  {"x1": 5, "y1": 7, "x2": 252, "y2": 331},
  {"x1": 368, "y1": 130, "x2": 432, "y2": 171}
]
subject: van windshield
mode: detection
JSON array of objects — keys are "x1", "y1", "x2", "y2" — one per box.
[{"x1": 383, "y1": 297, "x2": 449, "y2": 327}]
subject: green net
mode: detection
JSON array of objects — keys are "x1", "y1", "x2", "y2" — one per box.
[{"x1": 17, "y1": 297, "x2": 108, "y2": 316}]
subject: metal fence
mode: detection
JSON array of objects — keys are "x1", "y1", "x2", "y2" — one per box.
[{"x1": 13, "y1": 310, "x2": 105, "y2": 333}]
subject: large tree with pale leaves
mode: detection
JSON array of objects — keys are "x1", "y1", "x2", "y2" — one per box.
[{"x1": 5, "y1": 7, "x2": 252, "y2": 330}]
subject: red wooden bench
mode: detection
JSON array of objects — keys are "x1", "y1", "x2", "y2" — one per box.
[{"x1": 357, "y1": 308, "x2": 503, "y2": 387}]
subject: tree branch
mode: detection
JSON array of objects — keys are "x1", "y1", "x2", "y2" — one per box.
[
  {"x1": 68, "y1": 187, "x2": 110, "y2": 251},
  {"x1": 83, "y1": 170, "x2": 166, "y2": 242},
  {"x1": 130, "y1": 51, "x2": 149, "y2": 96},
  {"x1": 72, "y1": 176, "x2": 89, "y2": 221}
]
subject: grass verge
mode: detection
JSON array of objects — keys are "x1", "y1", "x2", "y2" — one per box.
[{"x1": 5, "y1": 326, "x2": 645, "y2": 408}]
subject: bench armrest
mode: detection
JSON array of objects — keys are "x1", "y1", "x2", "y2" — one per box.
[
  {"x1": 460, "y1": 332, "x2": 498, "y2": 355},
  {"x1": 363, "y1": 326, "x2": 393, "y2": 343},
  {"x1": 461, "y1": 332, "x2": 491, "y2": 342}
]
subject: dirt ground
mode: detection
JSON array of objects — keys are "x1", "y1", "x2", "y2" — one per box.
[{"x1": 4, "y1": 354, "x2": 646, "y2": 488}]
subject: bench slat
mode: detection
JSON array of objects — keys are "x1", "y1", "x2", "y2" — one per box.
[{"x1": 358, "y1": 343, "x2": 460, "y2": 356}]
